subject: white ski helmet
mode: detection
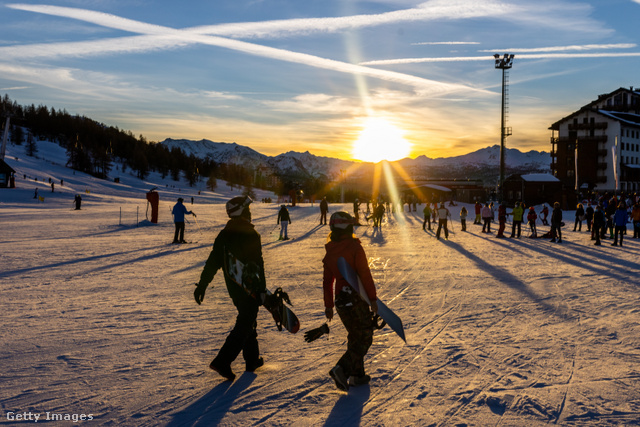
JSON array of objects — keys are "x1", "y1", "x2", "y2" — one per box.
[
  {"x1": 226, "y1": 196, "x2": 253, "y2": 218},
  {"x1": 329, "y1": 211, "x2": 355, "y2": 231}
]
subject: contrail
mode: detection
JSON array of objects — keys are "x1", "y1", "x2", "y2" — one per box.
[
  {"x1": 361, "y1": 52, "x2": 640, "y2": 66},
  {"x1": 6, "y1": 3, "x2": 490, "y2": 96}
]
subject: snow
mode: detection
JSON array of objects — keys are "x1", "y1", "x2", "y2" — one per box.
[{"x1": 2, "y1": 140, "x2": 640, "y2": 426}]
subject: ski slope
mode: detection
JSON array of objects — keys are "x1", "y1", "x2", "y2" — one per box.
[{"x1": 2, "y1": 141, "x2": 640, "y2": 426}]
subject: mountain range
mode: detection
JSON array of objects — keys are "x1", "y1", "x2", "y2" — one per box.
[{"x1": 159, "y1": 138, "x2": 551, "y2": 182}]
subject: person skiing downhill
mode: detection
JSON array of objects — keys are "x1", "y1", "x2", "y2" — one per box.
[
  {"x1": 277, "y1": 204, "x2": 291, "y2": 240},
  {"x1": 322, "y1": 212, "x2": 378, "y2": 391},
  {"x1": 172, "y1": 197, "x2": 196, "y2": 244},
  {"x1": 193, "y1": 196, "x2": 267, "y2": 381}
]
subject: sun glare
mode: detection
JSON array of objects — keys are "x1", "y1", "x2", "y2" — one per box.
[{"x1": 352, "y1": 118, "x2": 411, "y2": 163}]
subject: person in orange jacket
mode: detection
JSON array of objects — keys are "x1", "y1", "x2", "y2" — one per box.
[{"x1": 322, "y1": 211, "x2": 378, "y2": 391}]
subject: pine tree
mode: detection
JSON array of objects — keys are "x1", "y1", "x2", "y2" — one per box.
[
  {"x1": 207, "y1": 173, "x2": 217, "y2": 191},
  {"x1": 26, "y1": 133, "x2": 38, "y2": 157}
]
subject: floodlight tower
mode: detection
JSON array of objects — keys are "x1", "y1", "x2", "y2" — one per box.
[{"x1": 494, "y1": 53, "x2": 514, "y2": 203}]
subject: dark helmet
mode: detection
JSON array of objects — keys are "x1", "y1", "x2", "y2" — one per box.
[
  {"x1": 226, "y1": 196, "x2": 252, "y2": 218},
  {"x1": 329, "y1": 211, "x2": 355, "y2": 232}
]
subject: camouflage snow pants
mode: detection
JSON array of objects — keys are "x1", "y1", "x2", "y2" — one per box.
[{"x1": 335, "y1": 288, "x2": 374, "y2": 377}]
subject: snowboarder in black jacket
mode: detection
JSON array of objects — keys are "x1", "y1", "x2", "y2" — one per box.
[{"x1": 194, "y1": 196, "x2": 267, "y2": 381}]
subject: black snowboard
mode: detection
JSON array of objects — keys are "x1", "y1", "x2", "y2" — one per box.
[{"x1": 224, "y1": 250, "x2": 300, "y2": 334}]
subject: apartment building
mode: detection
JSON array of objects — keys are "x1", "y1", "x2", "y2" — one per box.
[{"x1": 550, "y1": 87, "x2": 640, "y2": 194}]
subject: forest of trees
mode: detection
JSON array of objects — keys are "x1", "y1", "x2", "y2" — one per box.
[
  {"x1": 0, "y1": 94, "x2": 258, "y2": 189},
  {"x1": 1, "y1": 94, "x2": 345, "y2": 199}
]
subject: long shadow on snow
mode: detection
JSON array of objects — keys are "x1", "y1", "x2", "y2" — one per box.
[
  {"x1": 166, "y1": 373, "x2": 256, "y2": 426},
  {"x1": 263, "y1": 223, "x2": 325, "y2": 247},
  {"x1": 360, "y1": 226, "x2": 386, "y2": 245},
  {"x1": 1, "y1": 244, "x2": 207, "y2": 278},
  {"x1": 507, "y1": 238, "x2": 640, "y2": 283},
  {"x1": 323, "y1": 385, "x2": 371, "y2": 427},
  {"x1": 441, "y1": 240, "x2": 569, "y2": 319}
]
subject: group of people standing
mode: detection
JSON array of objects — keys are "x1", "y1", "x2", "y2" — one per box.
[{"x1": 468, "y1": 198, "x2": 640, "y2": 246}]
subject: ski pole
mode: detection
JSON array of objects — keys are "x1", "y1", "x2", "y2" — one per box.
[{"x1": 193, "y1": 214, "x2": 203, "y2": 234}]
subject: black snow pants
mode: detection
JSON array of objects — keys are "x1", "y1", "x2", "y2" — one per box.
[
  {"x1": 335, "y1": 289, "x2": 374, "y2": 378},
  {"x1": 213, "y1": 292, "x2": 260, "y2": 367}
]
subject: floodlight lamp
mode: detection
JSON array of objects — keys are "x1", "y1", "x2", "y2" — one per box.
[{"x1": 494, "y1": 53, "x2": 514, "y2": 69}]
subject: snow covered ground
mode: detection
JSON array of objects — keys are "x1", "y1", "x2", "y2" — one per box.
[{"x1": 2, "y1": 141, "x2": 640, "y2": 426}]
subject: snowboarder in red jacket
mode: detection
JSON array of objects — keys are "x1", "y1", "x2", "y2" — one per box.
[{"x1": 322, "y1": 212, "x2": 378, "y2": 391}]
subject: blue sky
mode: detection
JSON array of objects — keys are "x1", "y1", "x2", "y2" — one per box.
[{"x1": 1, "y1": 0, "x2": 639, "y2": 161}]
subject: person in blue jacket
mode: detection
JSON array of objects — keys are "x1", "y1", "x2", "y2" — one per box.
[
  {"x1": 612, "y1": 202, "x2": 629, "y2": 247},
  {"x1": 172, "y1": 197, "x2": 196, "y2": 243}
]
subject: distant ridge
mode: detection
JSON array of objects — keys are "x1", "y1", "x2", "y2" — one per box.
[{"x1": 158, "y1": 139, "x2": 550, "y2": 181}]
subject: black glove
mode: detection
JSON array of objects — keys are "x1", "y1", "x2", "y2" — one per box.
[
  {"x1": 194, "y1": 282, "x2": 208, "y2": 305},
  {"x1": 304, "y1": 323, "x2": 330, "y2": 343}
]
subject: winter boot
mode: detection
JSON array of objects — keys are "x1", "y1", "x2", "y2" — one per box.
[
  {"x1": 210, "y1": 359, "x2": 236, "y2": 381},
  {"x1": 329, "y1": 365, "x2": 349, "y2": 391},
  {"x1": 246, "y1": 357, "x2": 264, "y2": 373},
  {"x1": 349, "y1": 374, "x2": 371, "y2": 387}
]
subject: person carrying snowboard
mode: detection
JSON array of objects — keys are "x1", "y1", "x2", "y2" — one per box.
[
  {"x1": 322, "y1": 212, "x2": 378, "y2": 391},
  {"x1": 277, "y1": 204, "x2": 291, "y2": 240},
  {"x1": 193, "y1": 196, "x2": 267, "y2": 381},
  {"x1": 172, "y1": 197, "x2": 196, "y2": 244}
]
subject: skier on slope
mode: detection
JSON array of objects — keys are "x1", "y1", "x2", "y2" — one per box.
[
  {"x1": 322, "y1": 211, "x2": 378, "y2": 391},
  {"x1": 172, "y1": 197, "x2": 196, "y2": 244},
  {"x1": 277, "y1": 204, "x2": 291, "y2": 240},
  {"x1": 193, "y1": 196, "x2": 267, "y2": 381}
]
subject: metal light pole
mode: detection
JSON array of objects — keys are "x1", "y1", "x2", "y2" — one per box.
[{"x1": 494, "y1": 53, "x2": 514, "y2": 203}]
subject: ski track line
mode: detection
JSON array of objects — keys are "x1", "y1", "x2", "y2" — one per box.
[
  {"x1": 360, "y1": 301, "x2": 464, "y2": 420},
  {"x1": 357, "y1": 233, "x2": 465, "y2": 417},
  {"x1": 490, "y1": 280, "x2": 583, "y2": 426}
]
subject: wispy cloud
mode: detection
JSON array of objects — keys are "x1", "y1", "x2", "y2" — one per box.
[
  {"x1": 5, "y1": 4, "x2": 490, "y2": 97},
  {"x1": 412, "y1": 41, "x2": 481, "y2": 46},
  {"x1": 479, "y1": 43, "x2": 636, "y2": 53}
]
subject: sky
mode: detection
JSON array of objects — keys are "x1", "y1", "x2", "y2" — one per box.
[{"x1": 1, "y1": 0, "x2": 639, "y2": 162}]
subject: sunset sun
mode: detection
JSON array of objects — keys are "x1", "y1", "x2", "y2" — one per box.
[{"x1": 352, "y1": 118, "x2": 412, "y2": 163}]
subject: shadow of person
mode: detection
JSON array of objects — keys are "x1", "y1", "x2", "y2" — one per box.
[
  {"x1": 166, "y1": 372, "x2": 257, "y2": 426},
  {"x1": 323, "y1": 385, "x2": 371, "y2": 427}
]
